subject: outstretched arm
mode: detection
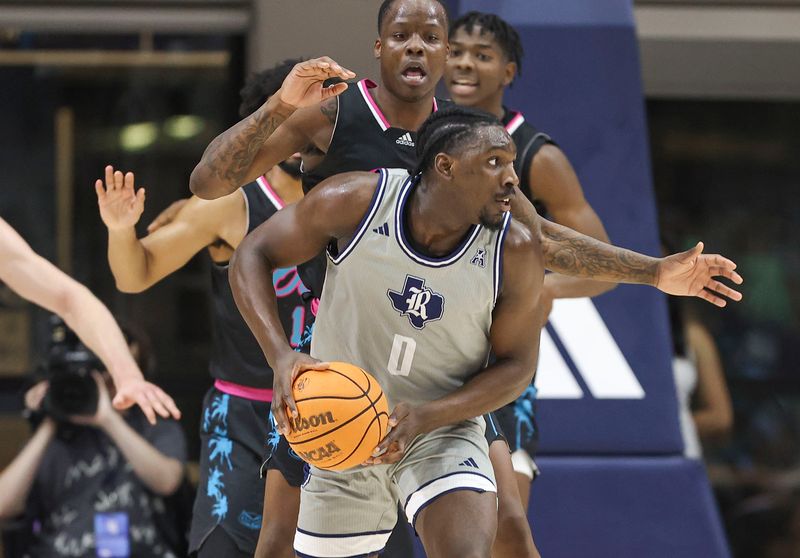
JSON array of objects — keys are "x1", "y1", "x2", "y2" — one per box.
[
  {"x1": 371, "y1": 221, "x2": 545, "y2": 464},
  {"x1": 0, "y1": 218, "x2": 180, "y2": 423},
  {"x1": 230, "y1": 171, "x2": 378, "y2": 433},
  {"x1": 190, "y1": 57, "x2": 355, "y2": 199},
  {"x1": 96, "y1": 165, "x2": 245, "y2": 292},
  {"x1": 511, "y1": 194, "x2": 743, "y2": 307},
  {"x1": 530, "y1": 145, "x2": 616, "y2": 301}
]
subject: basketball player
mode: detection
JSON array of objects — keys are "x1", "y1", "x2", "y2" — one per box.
[
  {"x1": 0, "y1": 217, "x2": 180, "y2": 424},
  {"x1": 188, "y1": 1, "x2": 738, "y2": 554},
  {"x1": 445, "y1": 11, "x2": 615, "y2": 554},
  {"x1": 229, "y1": 107, "x2": 742, "y2": 558},
  {"x1": 96, "y1": 60, "x2": 314, "y2": 558}
]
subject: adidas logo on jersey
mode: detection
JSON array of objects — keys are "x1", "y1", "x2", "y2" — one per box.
[
  {"x1": 459, "y1": 457, "x2": 479, "y2": 468},
  {"x1": 372, "y1": 222, "x2": 390, "y2": 236},
  {"x1": 395, "y1": 132, "x2": 415, "y2": 147}
]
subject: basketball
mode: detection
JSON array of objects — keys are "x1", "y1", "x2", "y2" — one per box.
[{"x1": 285, "y1": 361, "x2": 390, "y2": 471}]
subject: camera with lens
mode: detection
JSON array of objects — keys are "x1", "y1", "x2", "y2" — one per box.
[{"x1": 40, "y1": 315, "x2": 102, "y2": 421}]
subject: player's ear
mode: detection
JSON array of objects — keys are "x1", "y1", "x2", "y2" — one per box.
[
  {"x1": 374, "y1": 38, "x2": 382, "y2": 60},
  {"x1": 434, "y1": 153, "x2": 454, "y2": 179},
  {"x1": 502, "y1": 61, "x2": 517, "y2": 87}
]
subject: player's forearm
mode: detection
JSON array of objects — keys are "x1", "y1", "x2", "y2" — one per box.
[
  {"x1": 62, "y1": 283, "x2": 143, "y2": 384},
  {"x1": 417, "y1": 360, "x2": 534, "y2": 433},
  {"x1": 230, "y1": 238, "x2": 292, "y2": 370},
  {"x1": 102, "y1": 413, "x2": 183, "y2": 496},
  {"x1": 190, "y1": 95, "x2": 296, "y2": 199},
  {"x1": 107, "y1": 227, "x2": 152, "y2": 293},
  {"x1": 540, "y1": 219, "x2": 659, "y2": 285},
  {"x1": 0, "y1": 419, "x2": 55, "y2": 519},
  {"x1": 544, "y1": 273, "x2": 616, "y2": 299}
]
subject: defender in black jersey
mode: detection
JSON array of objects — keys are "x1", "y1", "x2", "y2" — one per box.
[
  {"x1": 97, "y1": 61, "x2": 312, "y2": 558},
  {"x1": 446, "y1": 12, "x2": 614, "y2": 556}
]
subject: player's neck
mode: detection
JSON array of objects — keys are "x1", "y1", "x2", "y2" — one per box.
[
  {"x1": 373, "y1": 85, "x2": 435, "y2": 131},
  {"x1": 405, "y1": 178, "x2": 472, "y2": 256},
  {"x1": 264, "y1": 166, "x2": 303, "y2": 205},
  {"x1": 474, "y1": 92, "x2": 505, "y2": 120}
]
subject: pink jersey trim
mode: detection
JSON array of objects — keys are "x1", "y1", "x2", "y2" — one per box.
[
  {"x1": 214, "y1": 379, "x2": 274, "y2": 402},
  {"x1": 357, "y1": 79, "x2": 440, "y2": 132},
  {"x1": 256, "y1": 175, "x2": 285, "y2": 210},
  {"x1": 358, "y1": 79, "x2": 391, "y2": 131},
  {"x1": 505, "y1": 112, "x2": 525, "y2": 135}
]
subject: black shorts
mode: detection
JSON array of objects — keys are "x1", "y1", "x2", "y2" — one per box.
[
  {"x1": 493, "y1": 385, "x2": 539, "y2": 457},
  {"x1": 262, "y1": 411, "x2": 308, "y2": 488},
  {"x1": 484, "y1": 412, "x2": 507, "y2": 446},
  {"x1": 189, "y1": 387, "x2": 305, "y2": 555}
]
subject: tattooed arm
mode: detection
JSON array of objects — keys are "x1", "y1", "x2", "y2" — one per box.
[
  {"x1": 190, "y1": 57, "x2": 355, "y2": 199},
  {"x1": 511, "y1": 194, "x2": 743, "y2": 307}
]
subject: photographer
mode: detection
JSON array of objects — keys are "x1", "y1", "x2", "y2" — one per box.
[{"x1": 0, "y1": 323, "x2": 188, "y2": 558}]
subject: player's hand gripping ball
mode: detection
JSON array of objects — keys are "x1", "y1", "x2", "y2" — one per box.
[{"x1": 285, "y1": 362, "x2": 389, "y2": 471}]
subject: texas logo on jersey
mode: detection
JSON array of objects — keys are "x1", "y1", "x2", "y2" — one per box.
[{"x1": 387, "y1": 275, "x2": 444, "y2": 329}]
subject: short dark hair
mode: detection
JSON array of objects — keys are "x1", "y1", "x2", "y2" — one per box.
[
  {"x1": 377, "y1": 0, "x2": 449, "y2": 34},
  {"x1": 239, "y1": 58, "x2": 304, "y2": 118},
  {"x1": 450, "y1": 11, "x2": 523, "y2": 77},
  {"x1": 414, "y1": 105, "x2": 502, "y2": 175}
]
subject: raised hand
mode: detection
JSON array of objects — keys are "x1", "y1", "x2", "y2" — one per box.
[
  {"x1": 656, "y1": 242, "x2": 743, "y2": 307},
  {"x1": 96, "y1": 165, "x2": 145, "y2": 231},
  {"x1": 277, "y1": 57, "x2": 356, "y2": 109}
]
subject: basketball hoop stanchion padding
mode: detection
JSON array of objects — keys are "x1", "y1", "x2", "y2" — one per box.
[{"x1": 405, "y1": 1, "x2": 732, "y2": 556}]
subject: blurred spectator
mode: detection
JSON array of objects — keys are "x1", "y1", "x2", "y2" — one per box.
[
  {"x1": 668, "y1": 290, "x2": 734, "y2": 458},
  {"x1": 0, "y1": 321, "x2": 188, "y2": 558}
]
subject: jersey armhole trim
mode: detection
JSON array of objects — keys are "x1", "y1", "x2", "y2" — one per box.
[
  {"x1": 493, "y1": 212, "x2": 512, "y2": 306},
  {"x1": 325, "y1": 95, "x2": 341, "y2": 153},
  {"x1": 241, "y1": 185, "x2": 252, "y2": 235},
  {"x1": 327, "y1": 168, "x2": 387, "y2": 265},
  {"x1": 519, "y1": 132, "x2": 553, "y2": 200}
]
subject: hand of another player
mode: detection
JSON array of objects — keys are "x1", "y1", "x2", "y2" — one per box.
[
  {"x1": 112, "y1": 377, "x2": 181, "y2": 425},
  {"x1": 272, "y1": 352, "x2": 330, "y2": 436},
  {"x1": 95, "y1": 165, "x2": 146, "y2": 231},
  {"x1": 364, "y1": 402, "x2": 422, "y2": 466},
  {"x1": 277, "y1": 57, "x2": 356, "y2": 109},
  {"x1": 147, "y1": 198, "x2": 189, "y2": 234},
  {"x1": 656, "y1": 242, "x2": 743, "y2": 307}
]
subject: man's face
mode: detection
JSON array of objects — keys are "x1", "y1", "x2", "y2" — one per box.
[
  {"x1": 445, "y1": 26, "x2": 514, "y2": 107},
  {"x1": 447, "y1": 126, "x2": 518, "y2": 230},
  {"x1": 375, "y1": 0, "x2": 449, "y2": 102}
]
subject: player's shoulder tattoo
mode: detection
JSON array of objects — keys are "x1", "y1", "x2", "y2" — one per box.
[{"x1": 320, "y1": 97, "x2": 338, "y2": 126}]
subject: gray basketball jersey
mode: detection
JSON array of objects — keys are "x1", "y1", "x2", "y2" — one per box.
[{"x1": 311, "y1": 168, "x2": 512, "y2": 408}]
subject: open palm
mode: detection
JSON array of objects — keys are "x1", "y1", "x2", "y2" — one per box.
[
  {"x1": 657, "y1": 242, "x2": 743, "y2": 307},
  {"x1": 95, "y1": 165, "x2": 145, "y2": 231}
]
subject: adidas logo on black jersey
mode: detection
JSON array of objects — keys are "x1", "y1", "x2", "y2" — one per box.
[
  {"x1": 395, "y1": 132, "x2": 415, "y2": 147},
  {"x1": 372, "y1": 222, "x2": 390, "y2": 237}
]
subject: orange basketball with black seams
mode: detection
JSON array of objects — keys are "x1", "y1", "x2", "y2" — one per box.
[{"x1": 286, "y1": 361, "x2": 389, "y2": 471}]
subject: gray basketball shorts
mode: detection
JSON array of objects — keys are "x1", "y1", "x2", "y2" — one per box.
[{"x1": 293, "y1": 418, "x2": 497, "y2": 558}]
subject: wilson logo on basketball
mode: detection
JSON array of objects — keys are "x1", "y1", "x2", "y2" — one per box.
[
  {"x1": 290, "y1": 411, "x2": 336, "y2": 433},
  {"x1": 300, "y1": 441, "x2": 341, "y2": 463}
]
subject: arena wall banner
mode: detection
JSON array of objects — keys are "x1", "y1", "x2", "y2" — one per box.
[{"x1": 458, "y1": 0, "x2": 683, "y2": 455}]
